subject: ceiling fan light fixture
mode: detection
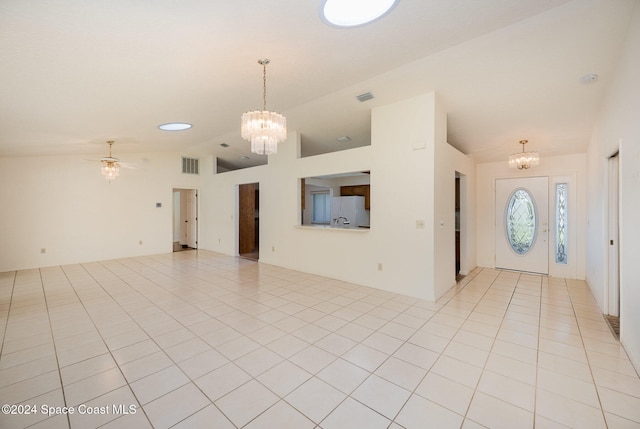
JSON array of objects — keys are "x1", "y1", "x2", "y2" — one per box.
[
  {"x1": 322, "y1": 0, "x2": 398, "y2": 27},
  {"x1": 101, "y1": 141, "x2": 121, "y2": 182}
]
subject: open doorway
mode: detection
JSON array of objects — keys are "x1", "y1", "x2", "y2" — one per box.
[
  {"x1": 455, "y1": 172, "x2": 466, "y2": 281},
  {"x1": 606, "y1": 152, "x2": 620, "y2": 337},
  {"x1": 173, "y1": 188, "x2": 198, "y2": 252},
  {"x1": 238, "y1": 183, "x2": 259, "y2": 260}
]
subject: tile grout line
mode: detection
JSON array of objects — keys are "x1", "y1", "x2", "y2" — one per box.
[
  {"x1": 458, "y1": 270, "x2": 522, "y2": 427},
  {"x1": 532, "y1": 272, "x2": 544, "y2": 429},
  {"x1": 216, "y1": 265, "x2": 481, "y2": 428},
  {"x1": 374, "y1": 267, "x2": 491, "y2": 428},
  {"x1": 38, "y1": 268, "x2": 72, "y2": 429},
  {"x1": 89, "y1": 255, "x2": 362, "y2": 428},
  {"x1": 77, "y1": 260, "x2": 215, "y2": 428},
  {"x1": 0, "y1": 271, "x2": 17, "y2": 362},
  {"x1": 326, "y1": 270, "x2": 492, "y2": 426},
  {"x1": 563, "y1": 277, "x2": 611, "y2": 428},
  {"x1": 4, "y1": 253, "x2": 638, "y2": 428},
  {"x1": 309, "y1": 267, "x2": 507, "y2": 428},
  {"x1": 65, "y1": 262, "x2": 184, "y2": 425}
]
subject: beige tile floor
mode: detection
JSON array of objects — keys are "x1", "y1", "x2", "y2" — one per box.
[{"x1": 0, "y1": 250, "x2": 639, "y2": 428}]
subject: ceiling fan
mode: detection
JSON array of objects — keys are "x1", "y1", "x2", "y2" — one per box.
[{"x1": 92, "y1": 140, "x2": 135, "y2": 182}]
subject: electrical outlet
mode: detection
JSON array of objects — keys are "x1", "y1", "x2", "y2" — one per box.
[
  {"x1": 377, "y1": 263, "x2": 383, "y2": 271},
  {"x1": 139, "y1": 240, "x2": 143, "y2": 245},
  {"x1": 272, "y1": 246, "x2": 275, "y2": 252},
  {"x1": 40, "y1": 248, "x2": 46, "y2": 254}
]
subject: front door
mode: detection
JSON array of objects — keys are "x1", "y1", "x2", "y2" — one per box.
[{"x1": 495, "y1": 177, "x2": 549, "y2": 274}]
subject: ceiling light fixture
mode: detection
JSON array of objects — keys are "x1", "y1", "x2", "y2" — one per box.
[
  {"x1": 509, "y1": 139, "x2": 540, "y2": 170},
  {"x1": 101, "y1": 140, "x2": 120, "y2": 182},
  {"x1": 158, "y1": 122, "x2": 192, "y2": 131},
  {"x1": 241, "y1": 59, "x2": 287, "y2": 155},
  {"x1": 322, "y1": 0, "x2": 398, "y2": 27}
]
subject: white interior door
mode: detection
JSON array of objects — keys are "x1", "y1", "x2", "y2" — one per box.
[
  {"x1": 174, "y1": 188, "x2": 198, "y2": 249},
  {"x1": 185, "y1": 190, "x2": 198, "y2": 249},
  {"x1": 608, "y1": 154, "x2": 620, "y2": 316},
  {"x1": 495, "y1": 177, "x2": 549, "y2": 274}
]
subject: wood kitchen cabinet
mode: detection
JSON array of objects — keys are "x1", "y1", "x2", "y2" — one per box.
[{"x1": 340, "y1": 185, "x2": 370, "y2": 209}]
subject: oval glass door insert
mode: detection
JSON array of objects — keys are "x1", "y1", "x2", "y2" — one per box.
[{"x1": 506, "y1": 189, "x2": 537, "y2": 255}]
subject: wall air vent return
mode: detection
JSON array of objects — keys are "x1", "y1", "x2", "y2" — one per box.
[
  {"x1": 182, "y1": 157, "x2": 200, "y2": 175},
  {"x1": 356, "y1": 92, "x2": 374, "y2": 102}
]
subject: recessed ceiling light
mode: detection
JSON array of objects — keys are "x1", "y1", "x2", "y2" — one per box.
[
  {"x1": 158, "y1": 122, "x2": 192, "y2": 131},
  {"x1": 241, "y1": 156, "x2": 251, "y2": 160},
  {"x1": 336, "y1": 136, "x2": 352, "y2": 143},
  {"x1": 220, "y1": 143, "x2": 229, "y2": 148},
  {"x1": 322, "y1": 0, "x2": 398, "y2": 27}
]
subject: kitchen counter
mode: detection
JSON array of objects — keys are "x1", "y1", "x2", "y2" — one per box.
[{"x1": 296, "y1": 225, "x2": 369, "y2": 233}]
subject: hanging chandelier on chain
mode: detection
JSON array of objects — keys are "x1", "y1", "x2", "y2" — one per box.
[{"x1": 241, "y1": 59, "x2": 287, "y2": 155}]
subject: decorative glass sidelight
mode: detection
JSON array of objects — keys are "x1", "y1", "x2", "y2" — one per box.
[
  {"x1": 556, "y1": 183, "x2": 568, "y2": 264},
  {"x1": 506, "y1": 189, "x2": 537, "y2": 255}
]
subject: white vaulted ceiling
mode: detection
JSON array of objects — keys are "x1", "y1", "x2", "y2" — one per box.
[{"x1": 0, "y1": 0, "x2": 635, "y2": 167}]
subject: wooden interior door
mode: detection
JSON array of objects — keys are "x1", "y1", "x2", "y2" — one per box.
[{"x1": 239, "y1": 183, "x2": 256, "y2": 256}]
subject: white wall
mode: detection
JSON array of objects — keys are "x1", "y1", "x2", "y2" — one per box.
[
  {"x1": 201, "y1": 92, "x2": 475, "y2": 301},
  {"x1": 586, "y1": 2, "x2": 640, "y2": 370},
  {"x1": 438, "y1": 141, "x2": 477, "y2": 293},
  {"x1": 476, "y1": 154, "x2": 587, "y2": 280},
  {"x1": 1, "y1": 92, "x2": 475, "y2": 303},
  {"x1": 0, "y1": 152, "x2": 202, "y2": 271}
]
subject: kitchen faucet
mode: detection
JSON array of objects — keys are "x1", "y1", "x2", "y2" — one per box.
[{"x1": 335, "y1": 216, "x2": 350, "y2": 226}]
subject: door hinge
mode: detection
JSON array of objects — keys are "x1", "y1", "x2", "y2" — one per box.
[{"x1": 610, "y1": 240, "x2": 614, "y2": 245}]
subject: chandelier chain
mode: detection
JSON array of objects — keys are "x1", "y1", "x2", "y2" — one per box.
[{"x1": 263, "y1": 62, "x2": 267, "y2": 111}]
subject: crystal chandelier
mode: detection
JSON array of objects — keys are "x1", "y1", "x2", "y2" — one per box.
[
  {"x1": 508, "y1": 139, "x2": 539, "y2": 170},
  {"x1": 101, "y1": 141, "x2": 120, "y2": 182},
  {"x1": 241, "y1": 59, "x2": 287, "y2": 155}
]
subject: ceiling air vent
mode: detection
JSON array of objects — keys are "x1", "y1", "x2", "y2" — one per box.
[
  {"x1": 356, "y1": 92, "x2": 374, "y2": 102},
  {"x1": 182, "y1": 156, "x2": 199, "y2": 175}
]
